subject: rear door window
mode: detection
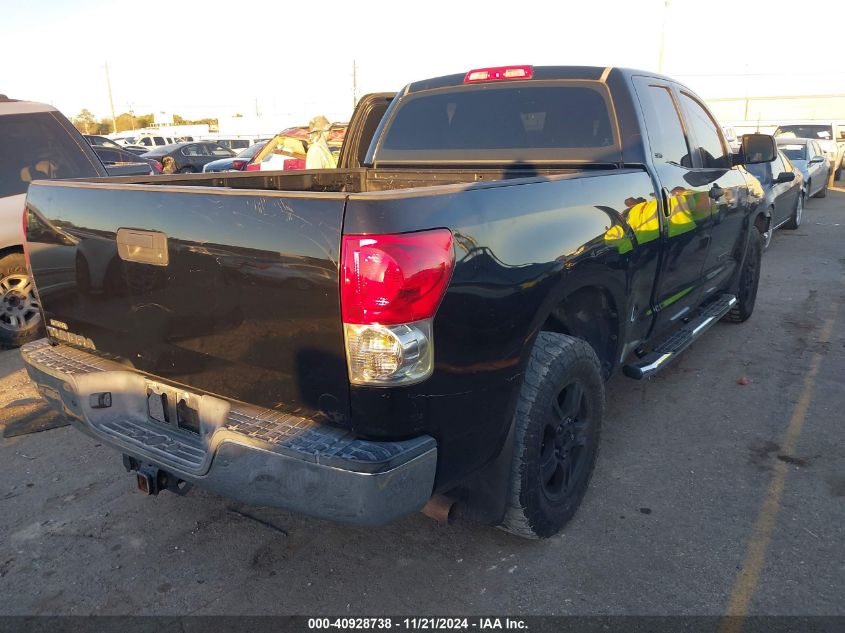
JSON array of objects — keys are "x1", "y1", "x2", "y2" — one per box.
[
  {"x1": 633, "y1": 79, "x2": 692, "y2": 167},
  {"x1": 0, "y1": 112, "x2": 101, "y2": 198}
]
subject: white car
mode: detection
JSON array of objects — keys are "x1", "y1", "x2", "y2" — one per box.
[{"x1": 0, "y1": 96, "x2": 106, "y2": 346}]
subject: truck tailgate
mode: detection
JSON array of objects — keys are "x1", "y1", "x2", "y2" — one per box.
[{"x1": 24, "y1": 182, "x2": 350, "y2": 424}]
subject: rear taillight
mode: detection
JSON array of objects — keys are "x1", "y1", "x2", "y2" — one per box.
[
  {"x1": 232, "y1": 159, "x2": 247, "y2": 170},
  {"x1": 340, "y1": 230, "x2": 454, "y2": 386},
  {"x1": 245, "y1": 162, "x2": 261, "y2": 171},
  {"x1": 283, "y1": 158, "x2": 305, "y2": 170},
  {"x1": 152, "y1": 161, "x2": 163, "y2": 173},
  {"x1": 464, "y1": 65, "x2": 533, "y2": 83}
]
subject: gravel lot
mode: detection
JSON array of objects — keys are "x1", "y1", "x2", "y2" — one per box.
[{"x1": 1, "y1": 190, "x2": 843, "y2": 617}]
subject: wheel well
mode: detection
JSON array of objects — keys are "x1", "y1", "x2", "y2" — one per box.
[
  {"x1": 0, "y1": 245, "x2": 23, "y2": 262},
  {"x1": 541, "y1": 286, "x2": 618, "y2": 379},
  {"x1": 754, "y1": 209, "x2": 771, "y2": 235}
]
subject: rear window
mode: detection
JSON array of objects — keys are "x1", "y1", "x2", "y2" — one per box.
[
  {"x1": 774, "y1": 125, "x2": 833, "y2": 140},
  {"x1": 778, "y1": 144, "x2": 807, "y2": 161},
  {"x1": 0, "y1": 112, "x2": 101, "y2": 198},
  {"x1": 376, "y1": 83, "x2": 619, "y2": 164}
]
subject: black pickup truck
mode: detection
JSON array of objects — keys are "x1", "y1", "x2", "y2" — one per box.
[{"x1": 21, "y1": 67, "x2": 775, "y2": 538}]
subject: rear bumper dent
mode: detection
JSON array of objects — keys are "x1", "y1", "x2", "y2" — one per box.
[{"x1": 22, "y1": 339, "x2": 437, "y2": 525}]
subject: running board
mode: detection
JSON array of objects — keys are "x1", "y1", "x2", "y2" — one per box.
[{"x1": 623, "y1": 294, "x2": 737, "y2": 380}]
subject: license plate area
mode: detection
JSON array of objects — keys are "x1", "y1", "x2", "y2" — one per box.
[{"x1": 146, "y1": 382, "x2": 201, "y2": 435}]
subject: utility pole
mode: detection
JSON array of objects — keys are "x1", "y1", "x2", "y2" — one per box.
[
  {"x1": 105, "y1": 62, "x2": 117, "y2": 133},
  {"x1": 352, "y1": 59, "x2": 358, "y2": 109},
  {"x1": 657, "y1": 0, "x2": 670, "y2": 73},
  {"x1": 743, "y1": 62, "x2": 750, "y2": 122}
]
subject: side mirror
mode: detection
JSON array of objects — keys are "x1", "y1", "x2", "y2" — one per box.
[
  {"x1": 738, "y1": 134, "x2": 777, "y2": 165},
  {"x1": 809, "y1": 156, "x2": 826, "y2": 164},
  {"x1": 775, "y1": 172, "x2": 796, "y2": 184}
]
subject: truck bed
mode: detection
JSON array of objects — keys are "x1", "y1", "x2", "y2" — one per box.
[{"x1": 24, "y1": 164, "x2": 649, "y2": 446}]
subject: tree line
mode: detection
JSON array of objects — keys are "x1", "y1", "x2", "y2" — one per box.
[{"x1": 71, "y1": 109, "x2": 219, "y2": 135}]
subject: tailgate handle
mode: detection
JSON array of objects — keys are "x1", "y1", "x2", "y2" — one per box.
[{"x1": 116, "y1": 229, "x2": 169, "y2": 266}]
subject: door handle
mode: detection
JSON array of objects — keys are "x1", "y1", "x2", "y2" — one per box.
[{"x1": 709, "y1": 185, "x2": 725, "y2": 200}]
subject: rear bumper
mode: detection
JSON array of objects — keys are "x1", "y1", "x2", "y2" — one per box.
[{"x1": 21, "y1": 339, "x2": 437, "y2": 525}]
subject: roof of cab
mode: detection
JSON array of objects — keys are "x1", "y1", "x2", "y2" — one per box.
[
  {"x1": 0, "y1": 99, "x2": 58, "y2": 115},
  {"x1": 402, "y1": 66, "x2": 682, "y2": 95}
]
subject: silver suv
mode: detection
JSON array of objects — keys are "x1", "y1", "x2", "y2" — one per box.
[{"x1": 0, "y1": 96, "x2": 105, "y2": 346}]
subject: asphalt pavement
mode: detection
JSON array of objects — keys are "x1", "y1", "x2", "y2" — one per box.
[{"x1": 0, "y1": 191, "x2": 843, "y2": 617}]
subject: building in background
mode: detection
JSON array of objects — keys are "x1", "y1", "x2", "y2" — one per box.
[{"x1": 707, "y1": 94, "x2": 845, "y2": 134}]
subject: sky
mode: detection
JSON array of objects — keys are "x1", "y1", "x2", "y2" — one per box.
[{"x1": 2, "y1": 0, "x2": 844, "y2": 127}]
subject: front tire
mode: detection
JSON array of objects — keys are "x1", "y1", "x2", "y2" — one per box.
[
  {"x1": 723, "y1": 228, "x2": 762, "y2": 323},
  {"x1": 0, "y1": 253, "x2": 42, "y2": 348},
  {"x1": 499, "y1": 333, "x2": 604, "y2": 539}
]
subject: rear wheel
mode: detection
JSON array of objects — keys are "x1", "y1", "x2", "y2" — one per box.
[
  {"x1": 723, "y1": 228, "x2": 762, "y2": 323},
  {"x1": 499, "y1": 332, "x2": 603, "y2": 539},
  {"x1": 178, "y1": 166, "x2": 195, "y2": 174},
  {"x1": 0, "y1": 253, "x2": 42, "y2": 348},
  {"x1": 784, "y1": 190, "x2": 804, "y2": 230},
  {"x1": 813, "y1": 177, "x2": 827, "y2": 198},
  {"x1": 760, "y1": 211, "x2": 774, "y2": 250}
]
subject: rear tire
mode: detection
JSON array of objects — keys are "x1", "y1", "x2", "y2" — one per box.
[
  {"x1": 723, "y1": 228, "x2": 762, "y2": 323},
  {"x1": 760, "y1": 211, "x2": 773, "y2": 250},
  {"x1": 813, "y1": 177, "x2": 827, "y2": 198},
  {"x1": 178, "y1": 166, "x2": 195, "y2": 174},
  {"x1": 499, "y1": 332, "x2": 604, "y2": 539},
  {"x1": 0, "y1": 253, "x2": 42, "y2": 348},
  {"x1": 784, "y1": 191, "x2": 804, "y2": 230}
]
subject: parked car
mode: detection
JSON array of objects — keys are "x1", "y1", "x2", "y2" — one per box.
[
  {"x1": 246, "y1": 125, "x2": 347, "y2": 171},
  {"x1": 245, "y1": 128, "x2": 308, "y2": 171},
  {"x1": 124, "y1": 133, "x2": 179, "y2": 149},
  {"x1": 745, "y1": 150, "x2": 804, "y2": 249},
  {"x1": 22, "y1": 68, "x2": 774, "y2": 538},
  {"x1": 84, "y1": 134, "x2": 123, "y2": 149},
  {"x1": 84, "y1": 134, "x2": 149, "y2": 155},
  {"x1": 202, "y1": 141, "x2": 267, "y2": 173},
  {"x1": 212, "y1": 138, "x2": 253, "y2": 153},
  {"x1": 776, "y1": 138, "x2": 829, "y2": 199},
  {"x1": 92, "y1": 145, "x2": 163, "y2": 176},
  {"x1": 141, "y1": 141, "x2": 236, "y2": 173},
  {"x1": 774, "y1": 122, "x2": 844, "y2": 180},
  {"x1": 0, "y1": 95, "x2": 106, "y2": 347}
]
